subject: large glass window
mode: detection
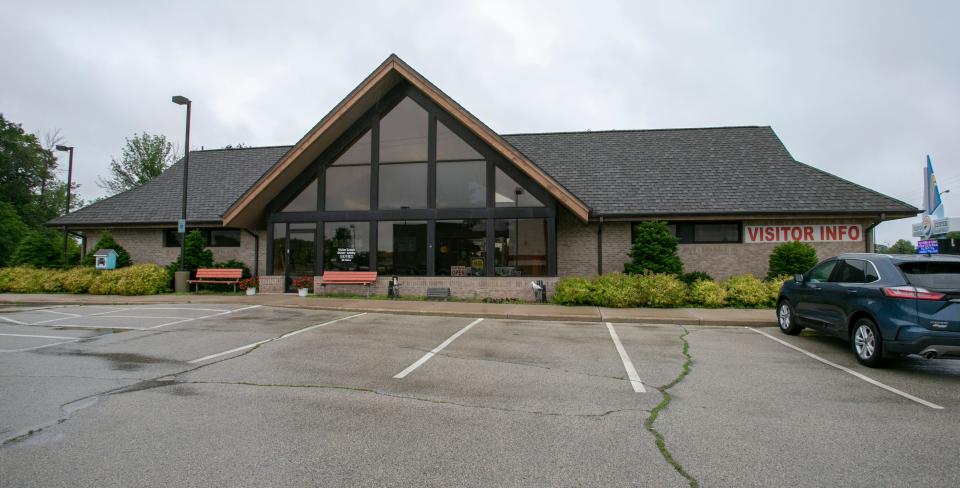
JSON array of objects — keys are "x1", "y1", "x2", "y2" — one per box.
[
  {"x1": 437, "y1": 121, "x2": 482, "y2": 160},
  {"x1": 281, "y1": 179, "x2": 318, "y2": 212},
  {"x1": 495, "y1": 167, "x2": 543, "y2": 208},
  {"x1": 377, "y1": 221, "x2": 427, "y2": 276},
  {"x1": 634, "y1": 221, "x2": 741, "y2": 244},
  {"x1": 379, "y1": 163, "x2": 427, "y2": 209},
  {"x1": 323, "y1": 222, "x2": 370, "y2": 271},
  {"x1": 272, "y1": 223, "x2": 286, "y2": 275},
  {"x1": 436, "y1": 220, "x2": 486, "y2": 276},
  {"x1": 380, "y1": 98, "x2": 428, "y2": 163},
  {"x1": 494, "y1": 219, "x2": 548, "y2": 277},
  {"x1": 164, "y1": 228, "x2": 240, "y2": 248},
  {"x1": 325, "y1": 166, "x2": 370, "y2": 211},
  {"x1": 437, "y1": 161, "x2": 486, "y2": 208},
  {"x1": 331, "y1": 131, "x2": 371, "y2": 166}
]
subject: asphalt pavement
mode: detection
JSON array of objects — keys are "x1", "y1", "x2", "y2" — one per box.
[{"x1": 1, "y1": 304, "x2": 958, "y2": 487}]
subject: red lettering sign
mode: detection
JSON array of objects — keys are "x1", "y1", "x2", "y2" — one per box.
[{"x1": 743, "y1": 224, "x2": 862, "y2": 243}]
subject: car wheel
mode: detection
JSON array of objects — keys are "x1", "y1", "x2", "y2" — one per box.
[
  {"x1": 777, "y1": 300, "x2": 802, "y2": 335},
  {"x1": 852, "y1": 318, "x2": 883, "y2": 368}
]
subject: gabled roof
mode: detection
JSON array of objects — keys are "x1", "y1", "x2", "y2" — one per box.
[
  {"x1": 503, "y1": 126, "x2": 917, "y2": 218},
  {"x1": 49, "y1": 146, "x2": 288, "y2": 227},
  {"x1": 220, "y1": 54, "x2": 591, "y2": 227}
]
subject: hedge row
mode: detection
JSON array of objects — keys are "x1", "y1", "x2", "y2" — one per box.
[
  {"x1": 551, "y1": 273, "x2": 787, "y2": 308},
  {"x1": 0, "y1": 264, "x2": 169, "y2": 295}
]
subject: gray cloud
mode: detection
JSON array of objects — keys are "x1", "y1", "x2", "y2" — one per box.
[{"x1": 1, "y1": 0, "x2": 956, "y2": 244}]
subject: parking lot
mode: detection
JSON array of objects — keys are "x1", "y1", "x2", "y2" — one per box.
[{"x1": 1, "y1": 304, "x2": 959, "y2": 487}]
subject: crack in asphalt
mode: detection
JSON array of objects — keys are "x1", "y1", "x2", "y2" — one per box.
[
  {"x1": 176, "y1": 379, "x2": 647, "y2": 419},
  {"x1": 644, "y1": 326, "x2": 699, "y2": 488}
]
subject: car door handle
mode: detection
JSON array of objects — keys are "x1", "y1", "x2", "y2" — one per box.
[{"x1": 846, "y1": 289, "x2": 858, "y2": 294}]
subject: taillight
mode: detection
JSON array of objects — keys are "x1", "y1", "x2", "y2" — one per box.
[{"x1": 883, "y1": 286, "x2": 946, "y2": 301}]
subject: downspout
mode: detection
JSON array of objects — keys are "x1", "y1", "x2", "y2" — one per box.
[
  {"x1": 863, "y1": 213, "x2": 885, "y2": 253},
  {"x1": 597, "y1": 216, "x2": 604, "y2": 275},
  {"x1": 244, "y1": 229, "x2": 260, "y2": 277}
]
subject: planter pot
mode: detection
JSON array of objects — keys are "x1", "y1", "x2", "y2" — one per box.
[
  {"x1": 245, "y1": 287, "x2": 257, "y2": 296},
  {"x1": 298, "y1": 288, "x2": 309, "y2": 297}
]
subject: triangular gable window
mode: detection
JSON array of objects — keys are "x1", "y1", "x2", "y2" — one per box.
[
  {"x1": 281, "y1": 179, "x2": 318, "y2": 212},
  {"x1": 437, "y1": 121, "x2": 482, "y2": 160},
  {"x1": 380, "y1": 97, "x2": 428, "y2": 162},
  {"x1": 331, "y1": 131, "x2": 371, "y2": 166},
  {"x1": 495, "y1": 167, "x2": 543, "y2": 208}
]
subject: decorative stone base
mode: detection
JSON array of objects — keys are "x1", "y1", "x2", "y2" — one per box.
[{"x1": 256, "y1": 275, "x2": 558, "y2": 301}]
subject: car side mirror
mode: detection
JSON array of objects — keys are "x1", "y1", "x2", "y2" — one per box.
[{"x1": 794, "y1": 273, "x2": 804, "y2": 283}]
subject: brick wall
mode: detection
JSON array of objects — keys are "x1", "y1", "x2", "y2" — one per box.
[
  {"x1": 555, "y1": 214, "x2": 872, "y2": 280},
  {"x1": 257, "y1": 275, "x2": 558, "y2": 300},
  {"x1": 84, "y1": 228, "x2": 268, "y2": 274}
]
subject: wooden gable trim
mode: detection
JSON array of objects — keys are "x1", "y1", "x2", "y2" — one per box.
[{"x1": 222, "y1": 55, "x2": 590, "y2": 227}]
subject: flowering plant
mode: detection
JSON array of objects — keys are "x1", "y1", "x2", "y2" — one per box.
[
  {"x1": 238, "y1": 277, "x2": 258, "y2": 291},
  {"x1": 292, "y1": 276, "x2": 313, "y2": 289}
]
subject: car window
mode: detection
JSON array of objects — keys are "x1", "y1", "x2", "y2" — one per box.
[
  {"x1": 898, "y1": 262, "x2": 960, "y2": 291},
  {"x1": 807, "y1": 260, "x2": 836, "y2": 283},
  {"x1": 864, "y1": 261, "x2": 879, "y2": 282},
  {"x1": 832, "y1": 259, "x2": 867, "y2": 283}
]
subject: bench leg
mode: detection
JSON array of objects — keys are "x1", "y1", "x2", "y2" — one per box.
[{"x1": 365, "y1": 283, "x2": 371, "y2": 297}]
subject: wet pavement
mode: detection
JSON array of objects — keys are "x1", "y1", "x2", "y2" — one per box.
[{"x1": 1, "y1": 304, "x2": 959, "y2": 487}]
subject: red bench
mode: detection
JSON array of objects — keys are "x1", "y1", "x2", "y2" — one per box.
[
  {"x1": 188, "y1": 268, "x2": 244, "y2": 293},
  {"x1": 319, "y1": 271, "x2": 378, "y2": 296}
]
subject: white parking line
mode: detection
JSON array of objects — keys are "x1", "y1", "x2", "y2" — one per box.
[
  {"x1": 35, "y1": 309, "x2": 82, "y2": 317},
  {"x1": 188, "y1": 312, "x2": 367, "y2": 364},
  {"x1": 131, "y1": 307, "x2": 231, "y2": 313},
  {"x1": 144, "y1": 304, "x2": 263, "y2": 330},
  {"x1": 0, "y1": 332, "x2": 78, "y2": 340},
  {"x1": 32, "y1": 308, "x2": 131, "y2": 325},
  {"x1": 394, "y1": 318, "x2": 483, "y2": 379},
  {"x1": 0, "y1": 316, "x2": 28, "y2": 325},
  {"x1": 46, "y1": 324, "x2": 148, "y2": 331},
  {"x1": 747, "y1": 327, "x2": 944, "y2": 410},
  {"x1": 606, "y1": 322, "x2": 646, "y2": 393},
  {"x1": 0, "y1": 339, "x2": 81, "y2": 353}
]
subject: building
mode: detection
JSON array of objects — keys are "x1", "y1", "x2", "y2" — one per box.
[{"x1": 50, "y1": 55, "x2": 918, "y2": 298}]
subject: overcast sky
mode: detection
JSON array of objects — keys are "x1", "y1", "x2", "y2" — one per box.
[{"x1": 2, "y1": 0, "x2": 957, "y2": 244}]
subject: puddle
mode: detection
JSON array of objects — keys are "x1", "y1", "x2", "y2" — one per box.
[{"x1": 59, "y1": 351, "x2": 179, "y2": 371}]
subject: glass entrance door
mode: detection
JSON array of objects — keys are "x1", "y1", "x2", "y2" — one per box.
[{"x1": 286, "y1": 224, "x2": 316, "y2": 292}]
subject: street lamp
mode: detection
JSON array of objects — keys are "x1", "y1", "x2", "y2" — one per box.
[
  {"x1": 54, "y1": 145, "x2": 74, "y2": 266},
  {"x1": 172, "y1": 95, "x2": 192, "y2": 292}
]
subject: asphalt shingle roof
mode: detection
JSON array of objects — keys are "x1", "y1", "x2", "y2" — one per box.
[
  {"x1": 51, "y1": 146, "x2": 291, "y2": 226},
  {"x1": 502, "y1": 126, "x2": 916, "y2": 216},
  {"x1": 51, "y1": 126, "x2": 916, "y2": 226}
]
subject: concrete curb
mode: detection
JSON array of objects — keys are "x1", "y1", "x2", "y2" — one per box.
[{"x1": 0, "y1": 295, "x2": 778, "y2": 327}]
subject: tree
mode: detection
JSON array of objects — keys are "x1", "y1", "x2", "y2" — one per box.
[
  {"x1": 767, "y1": 241, "x2": 818, "y2": 278},
  {"x1": 97, "y1": 133, "x2": 175, "y2": 195},
  {"x1": 889, "y1": 239, "x2": 916, "y2": 254},
  {"x1": 0, "y1": 114, "x2": 59, "y2": 227},
  {"x1": 0, "y1": 202, "x2": 27, "y2": 266},
  {"x1": 625, "y1": 221, "x2": 683, "y2": 275},
  {"x1": 874, "y1": 243, "x2": 890, "y2": 253},
  {"x1": 947, "y1": 232, "x2": 960, "y2": 240},
  {"x1": 11, "y1": 230, "x2": 58, "y2": 267},
  {"x1": 166, "y1": 230, "x2": 213, "y2": 279},
  {"x1": 81, "y1": 230, "x2": 132, "y2": 268}
]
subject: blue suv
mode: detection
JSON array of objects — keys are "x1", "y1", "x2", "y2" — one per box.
[{"x1": 776, "y1": 253, "x2": 960, "y2": 367}]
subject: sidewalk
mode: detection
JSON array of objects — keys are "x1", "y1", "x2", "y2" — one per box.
[{"x1": 0, "y1": 293, "x2": 776, "y2": 326}]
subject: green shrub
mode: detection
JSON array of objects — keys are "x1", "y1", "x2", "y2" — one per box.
[
  {"x1": 767, "y1": 241, "x2": 818, "y2": 279},
  {"x1": 551, "y1": 276, "x2": 594, "y2": 305},
  {"x1": 765, "y1": 275, "x2": 790, "y2": 305},
  {"x1": 11, "y1": 231, "x2": 58, "y2": 268},
  {"x1": 725, "y1": 274, "x2": 774, "y2": 308},
  {"x1": 0, "y1": 266, "x2": 46, "y2": 293},
  {"x1": 41, "y1": 269, "x2": 68, "y2": 293},
  {"x1": 690, "y1": 279, "x2": 727, "y2": 308},
  {"x1": 625, "y1": 221, "x2": 683, "y2": 275},
  {"x1": 81, "y1": 231, "x2": 132, "y2": 268},
  {"x1": 635, "y1": 273, "x2": 688, "y2": 307},
  {"x1": 166, "y1": 230, "x2": 214, "y2": 282},
  {"x1": 62, "y1": 267, "x2": 100, "y2": 294},
  {"x1": 680, "y1": 271, "x2": 713, "y2": 285},
  {"x1": 592, "y1": 273, "x2": 642, "y2": 308},
  {"x1": 90, "y1": 264, "x2": 169, "y2": 295}
]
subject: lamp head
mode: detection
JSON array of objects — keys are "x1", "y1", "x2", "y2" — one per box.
[
  {"x1": 171, "y1": 95, "x2": 191, "y2": 105},
  {"x1": 55, "y1": 145, "x2": 72, "y2": 152}
]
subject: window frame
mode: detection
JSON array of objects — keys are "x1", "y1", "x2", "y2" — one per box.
[
  {"x1": 631, "y1": 221, "x2": 742, "y2": 245},
  {"x1": 265, "y1": 82, "x2": 558, "y2": 277}
]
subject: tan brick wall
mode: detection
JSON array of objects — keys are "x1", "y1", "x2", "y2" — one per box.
[
  {"x1": 84, "y1": 228, "x2": 268, "y2": 274},
  {"x1": 556, "y1": 216, "x2": 872, "y2": 280},
  {"x1": 257, "y1": 275, "x2": 558, "y2": 301}
]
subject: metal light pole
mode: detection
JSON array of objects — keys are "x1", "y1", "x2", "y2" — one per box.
[
  {"x1": 172, "y1": 95, "x2": 192, "y2": 292},
  {"x1": 55, "y1": 145, "x2": 74, "y2": 266}
]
